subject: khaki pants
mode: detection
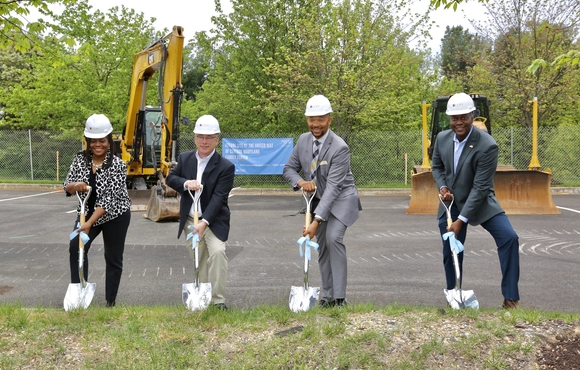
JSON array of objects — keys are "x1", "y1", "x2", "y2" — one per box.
[{"x1": 184, "y1": 217, "x2": 228, "y2": 304}]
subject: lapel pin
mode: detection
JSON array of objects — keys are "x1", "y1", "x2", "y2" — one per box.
[{"x1": 469, "y1": 145, "x2": 473, "y2": 148}]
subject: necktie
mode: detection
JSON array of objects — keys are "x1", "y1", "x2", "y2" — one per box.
[{"x1": 310, "y1": 140, "x2": 320, "y2": 184}]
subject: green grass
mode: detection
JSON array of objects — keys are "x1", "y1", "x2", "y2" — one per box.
[
  {"x1": 1, "y1": 302, "x2": 578, "y2": 369},
  {"x1": 0, "y1": 179, "x2": 62, "y2": 184}
]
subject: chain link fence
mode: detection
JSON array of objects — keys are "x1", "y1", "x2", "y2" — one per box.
[{"x1": 1, "y1": 127, "x2": 578, "y2": 186}]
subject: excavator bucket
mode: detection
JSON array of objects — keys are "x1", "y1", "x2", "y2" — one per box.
[
  {"x1": 406, "y1": 167, "x2": 560, "y2": 215},
  {"x1": 142, "y1": 184, "x2": 181, "y2": 222},
  {"x1": 128, "y1": 190, "x2": 152, "y2": 212}
]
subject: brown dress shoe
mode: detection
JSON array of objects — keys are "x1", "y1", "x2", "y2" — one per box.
[{"x1": 502, "y1": 299, "x2": 519, "y2": 309}]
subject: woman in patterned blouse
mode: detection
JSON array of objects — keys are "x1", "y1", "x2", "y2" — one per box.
[{"x1": 63, "y1": 114, "x2": 131, "y2": 307}]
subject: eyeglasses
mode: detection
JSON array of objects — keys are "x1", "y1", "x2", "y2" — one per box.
[
  {"x1": 450, "y1": 115, "x2": 472, "y2": 123},
  {"x1": 195, "y1": 135, "x2": 218, "y2": 141}
]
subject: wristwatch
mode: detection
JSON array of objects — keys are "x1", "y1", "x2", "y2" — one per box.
[{"x1": 314, "y1": 218, "x2": 324, "y2": 224}]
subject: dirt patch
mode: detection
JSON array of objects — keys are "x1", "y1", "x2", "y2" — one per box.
[
  {"x1": 0, "y1": 286, "x2": 13, "y2": 295},
  {"x1": 538, "y1": 331, "x2": 580, "y2": 369}
]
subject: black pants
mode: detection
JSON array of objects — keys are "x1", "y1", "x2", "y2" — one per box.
[{"x1": 69, "y1": 209, "x2": 131, "y2": 303}]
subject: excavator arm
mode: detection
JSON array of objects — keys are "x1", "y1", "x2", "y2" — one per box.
[
  {"x1": 120, "y1": 26, "x2": 185, "y2": 180},
  {"x1": 117, "y1": 26, "x2": 185, "y2": 221}
]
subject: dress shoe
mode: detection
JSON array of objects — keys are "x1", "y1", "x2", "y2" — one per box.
[
  {"x1": 213, "y1": 303, "x2": 228, "y2": 310},
  {"x1": 106, "y1": 301, "x2": 116, "y2": 308},
  {"x1": 502, "y1": 299, "x2": 519, "y2": 309},
  {"x1": 334, "y1": 298, "x2": 347, "y2": 307}
]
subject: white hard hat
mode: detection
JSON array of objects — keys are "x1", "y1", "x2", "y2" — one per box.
[
  {"x1": 305, "y1": 95, "x2": 333, "y2": 116},
  {"x1": 194, "y1": 115, "x2": 221, "y2": 134},
  {"x1": 446, "y1": 93, "x2": 476, "y2": 116},
  {"x1": 84, "y1": 114, "x2": 113, "y2": 138}
]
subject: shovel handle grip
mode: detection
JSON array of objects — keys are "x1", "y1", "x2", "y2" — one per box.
[
  {"x1": 438, "y1": 194, "x2": 454, "y2": 229},
  {"x1": 79, "y1": 213, "x2": 86, "y2": 250},
  {"x1": 304, "y1": 211, "x2": 311, "y2": 227}
]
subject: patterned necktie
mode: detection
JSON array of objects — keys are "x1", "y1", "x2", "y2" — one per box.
[{"x1": 310, "y1": 140, "x2": 320, "y2": 184}]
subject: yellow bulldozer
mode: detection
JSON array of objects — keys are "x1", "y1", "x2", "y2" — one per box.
[
  {"x1": 114, "y1": 26, "x2": 186, "y2": 221},
  {"x1": 406, "y1": 94, "x2": 559, "y2": 215}
]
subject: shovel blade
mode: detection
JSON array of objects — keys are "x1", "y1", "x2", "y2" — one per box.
[
  {"x1": 63, "y1": 282, "x2": 96, "y2": 311},
  {"x1": 289, "y1": 286, "x2": 320, "y2": 312},
  {"x1": 182, "y1": 282, "x2": 212, "y2": 311},
  {"x1": 444, "y1": 288, "x2": 479, "y2": 310}
]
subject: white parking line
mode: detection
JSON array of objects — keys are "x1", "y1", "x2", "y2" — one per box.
[
  {"x1": 0, "y1": 191, "x2": 61, "y2": 202},
  {"x1": 557, "y1": 206, "x2": 580, "y2": 214}
]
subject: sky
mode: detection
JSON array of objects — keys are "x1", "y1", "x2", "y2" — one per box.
[{"x1": 28, "y1": 0, "x2": 486, "y2": 53}]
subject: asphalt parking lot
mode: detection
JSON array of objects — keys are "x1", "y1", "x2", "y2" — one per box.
[{"x1": 1, "y1": 187, "x2": 579, "y2": 312}]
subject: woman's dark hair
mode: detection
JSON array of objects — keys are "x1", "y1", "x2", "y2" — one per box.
[{"x1": 82, "y1": 133, "x2": 116, "y2": 170}]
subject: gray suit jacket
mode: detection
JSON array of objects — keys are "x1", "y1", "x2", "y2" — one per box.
[
  {"x1": 283, "y1": 130, "x2": 361, "y2": 226},
  {"x1": 432, "y1": 127, "x2": 503, "y2": 226}
]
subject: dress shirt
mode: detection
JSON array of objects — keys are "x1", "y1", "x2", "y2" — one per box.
[{"x1": 188, "y1": 150, "x2": 215, "y2": 219}]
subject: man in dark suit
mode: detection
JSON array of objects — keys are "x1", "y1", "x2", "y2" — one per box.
[
  {"x1": 284, "y1": 95, "x2": 362, "y2": 307},
  {"x1": 432, "y1": 93, "x2": 520, "y2": 309},
  {"x1": 167, "y1": 115, "x2": 235, "y2": 309}
]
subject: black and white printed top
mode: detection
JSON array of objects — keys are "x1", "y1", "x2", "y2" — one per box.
[{"x1": 63, "y1": 151, "x2": 131, "y2": 226}]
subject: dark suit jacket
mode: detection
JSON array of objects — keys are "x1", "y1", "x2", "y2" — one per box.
[
  {"x1": 432, "y1": 127, "x2": 504, "y2": 226},
  {"x1": 166, "y1": 150, "x2": 235, "y2": 241},
  {"x1": 283, "y1": 129, "x2": 361, "y2": 226}
]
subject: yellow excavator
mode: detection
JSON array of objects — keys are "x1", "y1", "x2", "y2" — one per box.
[
  {"x1": 115, "y1": 26, "x2": 186, "y2": 221},
  {"x1": 406, "y1": 94, "x2": 559, "y2": 215}
]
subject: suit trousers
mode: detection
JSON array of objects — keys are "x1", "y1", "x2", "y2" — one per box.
[
  {"x1": 438, "y1": 204, "x2": 520, "y2": 301},
  {"x1": 184, "y1": 217, "x2": 228, "y2": 304},
  {"x1": 69, "y1": 209, "x2": 130, "y2": 303},
  {"x1": 315, "y1": 213, "x2": 348, "y2": 300}
]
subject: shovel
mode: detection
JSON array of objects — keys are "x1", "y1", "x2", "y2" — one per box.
[
  {"x1": 182, "y1": 187, "x2": 212, "y2": 311},
  {"x1": 289, "y1": 188, "x2": 320, "y2": 312},
  {"x1": 439, "y1": 194, "x2": 479, "y2": 310},
  {"x1": 64, "y1": 186, "x2": 97, "y2": 311}
]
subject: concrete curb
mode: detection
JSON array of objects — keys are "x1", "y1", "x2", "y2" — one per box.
[
  {"x1": 1, "y1": 183, "x2": 578, "y2": 196},
  {"x1": 0, "y1": 184, "x2": 64, "y2": 191}
]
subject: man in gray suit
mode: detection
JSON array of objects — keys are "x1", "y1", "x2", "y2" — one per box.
[
  {"x1": 432, "y1": 93, "x2": 520, "y2": 309},
  {"x1": 283, "y1": 95, "x2": 362, "y2": 307}
]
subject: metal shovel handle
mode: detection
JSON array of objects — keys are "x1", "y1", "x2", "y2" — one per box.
[
  {"x1": 438, "y1": 194, "x2": 461, "y2": 288},
  {"x1": 75, "y1": 185, "x2": 92, "y2": 288},
  {"x1": 188, "y1": 186, "x2": 204, "y2": 287},
  {"x1": 301, "y1": 188, "x2": 317, "y2": 289}
]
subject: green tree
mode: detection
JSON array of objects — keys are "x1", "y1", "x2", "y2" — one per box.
[
  {"x1": 182, "y1": 41, "x2": 208, "y2": 102},
  {"x1": 0, "y1": 0, "x2": 157, "y2": 132},
  {"x1": 0, "y1": 46, "x2": 32, "y2": 120},
  {"x1": 430, "y1": 0, "x2": 489, "y2": 10},
  {"x1": 0, "y1": 0, "x2": 77, "y2": 51},
  {"x1": 191, "y1": 0, "x2": 434, "y2": 133},
  {"x1": 430, "y1": 0, "x2": 580, "y2": 80},
  {"x1": 468, "y1": 0, "x2": 580, "y2": 128},
  {"x1": 440, "y1": 25, "x2": 490, "y2": 87}
]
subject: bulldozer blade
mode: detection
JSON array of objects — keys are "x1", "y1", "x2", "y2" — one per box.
[
  {"x1": 407, "y1": 168, "x2": 560, "y2": 215},
  {"x1": 142, "y1": 185, "x2": 181, "y2": 222},
  {"x1": 406, "y1": 171, "x2": 440, "y2": 214},
  {"x1": 494, "y1": 169, "x2": 560, "y2": 215}
]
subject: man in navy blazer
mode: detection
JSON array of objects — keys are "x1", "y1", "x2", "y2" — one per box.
[
  {"x1": 284, "y1": 95, "x2": 362, "y2": 307},
  {"x1": 432, "y1": 93, "x2": 520, "y2": 309},
  {"x1": 167, "y1": 115, "x2": 235, "y2": 309}
]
